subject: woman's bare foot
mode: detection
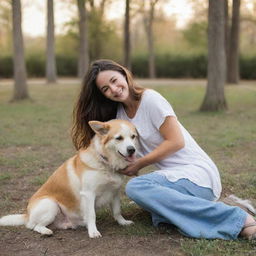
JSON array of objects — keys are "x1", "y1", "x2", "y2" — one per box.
[{"x1": 240, "y1": 214, "x2": 256, "y2": 239}]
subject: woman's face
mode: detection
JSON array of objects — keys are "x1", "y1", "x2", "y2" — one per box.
[{"x1": 96, "y1": 70, "x2": 130, "y2": 103}]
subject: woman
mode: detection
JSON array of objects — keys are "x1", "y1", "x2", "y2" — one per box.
[{"x1": 72, "y1": 59, "x2": 256, "y2": 240}]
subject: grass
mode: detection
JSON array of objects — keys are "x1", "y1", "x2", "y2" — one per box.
[{"x1": 0, "y1": 80, "x2": 256, "y2": 255}]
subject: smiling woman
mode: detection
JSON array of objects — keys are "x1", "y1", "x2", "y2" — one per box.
[{"x1": 70, "y1": 58, "x2": 256, "y2": 241}]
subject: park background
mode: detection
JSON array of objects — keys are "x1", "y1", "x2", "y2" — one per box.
[
  {"x1": 1, "y1": 0, "x2": 256, "y2": 80},
  {"x1": 0, "y1": 0, "x2": 256, "y2": 256}
]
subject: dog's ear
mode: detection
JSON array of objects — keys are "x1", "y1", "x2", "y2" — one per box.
[{"x1": 89, "y1": 121, "x2": 110, "y2": 135}]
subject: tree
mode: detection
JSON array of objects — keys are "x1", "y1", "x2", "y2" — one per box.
[
  {"x1": 142, "y1": 0, "x2": 159, "y2": 78},
  {"x1": 77, "y1": 0, "x2": 89, "y2": 79},
  {"x1": 227, "y1": 0, "x2": 241, "y2": 84},
  {"x1": 46, "y1": 0, "x2": 57, "y2": 83},
  {"x1": 224, "y1": 0, "x2": 229, "y2": 75},
  {"x1": 87, "y1": 0, "x2": 115, "y2": 60},
  {"x1": 200, "y1": 0, "x2": 227, "y2": 111},
  {"x1": 124, "y1": 0, "x2": 131, "y2": 70},
  {"x1": 11, "y1": 0, "x2": 29, "y2": 101}
]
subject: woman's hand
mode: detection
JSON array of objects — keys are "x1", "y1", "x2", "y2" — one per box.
[{"x1": 120, "y1": 160, "x2": 143, "y2": 176}]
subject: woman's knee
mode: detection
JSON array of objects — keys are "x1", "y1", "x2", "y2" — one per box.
[{"x1": 126, "y1": 173, "x2": 164, "y2": 200}]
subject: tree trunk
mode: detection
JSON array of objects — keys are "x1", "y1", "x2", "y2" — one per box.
[
  {"x1": 77, "y1": 0, "x2": 89, "y2": 79},
  {"x1": 144, "y1": 0, "x2": 157, "y2": 78},
  {"x1": 11, "y1": 0, "x2": 29, "y2": 101},
  {"x1": 224, "y1": 0, "x2": 229, "y2": 79},
  {"x1": 124, "y1": 0, "x2": 131, "y2": 70},
  {"x1": 227, "y1": 0, "x2": 241, "y2": 84},
  {"x1": 148, "y1": 3, "x2": 156, "y2": 78},
  {"x1": 200, "y1": 0, "x2": 227, "y2": 111},
  {"x1": 46, "y1": 0, "x2": 57, "y2": 83}
]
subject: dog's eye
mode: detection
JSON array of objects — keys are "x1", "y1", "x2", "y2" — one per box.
[
  {"x1": 115, "y1": 136, "x2": 123, "y2": 141},
  {"x1": 131, "y1": 134, "x2": 136, "y2": 139}
]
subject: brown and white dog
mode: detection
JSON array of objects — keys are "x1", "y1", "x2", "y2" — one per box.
[{"x1": 0, "y1": 120, "x2": 138, "y2": 238}]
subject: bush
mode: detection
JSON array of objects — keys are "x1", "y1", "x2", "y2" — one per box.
[
  {"x1": 0, "y1": 55, "x2": 13, "y2": 78},
  {"x1": 132, "y1": 54, "x2": 207, "y2": 78},
  {"x1": 0, "y1": 53, "x2": 255, "y2": 79},
  {"x1": 240, "y1": 55, "x2": 256, "y2": 79},
  {"x1": 56, "y1": 55, "x2": 77, "y2": 77},
  {"x1": 26, "y1": 54, "x2": 45, "y2": 77}
]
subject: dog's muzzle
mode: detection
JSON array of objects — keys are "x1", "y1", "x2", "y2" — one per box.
[{"x1": 118, "y1": 146, "x2": 136, "y2": 162}]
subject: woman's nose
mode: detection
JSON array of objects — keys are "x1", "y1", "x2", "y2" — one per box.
[{"x1": 109, "y1": 85, "x2": 118, "y2": 93}]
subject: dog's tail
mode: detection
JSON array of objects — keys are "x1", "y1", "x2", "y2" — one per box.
[
  {"x1": 222, "y1": 195, "x2": 256, "y2": 216},
  {"x1": 0, "y1": 214, "x2": 26, "y2": 226}
]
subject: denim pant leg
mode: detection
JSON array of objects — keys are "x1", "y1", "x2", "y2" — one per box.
[
  {"x1": 125, "y1": 172, "x2": 247, "y2": 240},
  {"x1": 150, "y1": 177, "x2": 215, "y2": 227}
]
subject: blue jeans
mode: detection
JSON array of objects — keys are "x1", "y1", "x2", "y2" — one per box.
[{"x1": 125, "y1": 172, "x2": 247, "y2": 240}]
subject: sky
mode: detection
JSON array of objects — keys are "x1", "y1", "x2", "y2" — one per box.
[{"x1": 22, "y1": 0, "x2": 194, "y2": 37}]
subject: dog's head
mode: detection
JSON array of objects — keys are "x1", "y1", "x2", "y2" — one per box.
[{"x1": 89, "y1": 120, "x2": 138, "y2": 170}]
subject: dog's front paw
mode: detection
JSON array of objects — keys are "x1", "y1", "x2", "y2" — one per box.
[
  {"x1": 118, "y1": 219, "x2": 134, "y2": 226},
  {"x1": 88, "y1": 229, "x2": 102, "y2": 238}
]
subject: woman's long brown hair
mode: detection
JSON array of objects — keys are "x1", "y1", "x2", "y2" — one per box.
[{"x1": 71, "y1": 59, "x2": 145, "y2": 150}]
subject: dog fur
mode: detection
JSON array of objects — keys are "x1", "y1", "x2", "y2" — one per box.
[{"x1": 0, "y1": 119, "x2": 138, "y2": 238}]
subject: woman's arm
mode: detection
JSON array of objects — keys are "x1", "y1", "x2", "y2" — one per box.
[{"x1": 121, "y1": 116, "x2": 185, "y2": 176}]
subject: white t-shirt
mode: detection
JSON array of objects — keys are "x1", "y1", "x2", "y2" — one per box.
[{"x1": 116, "y1": 89, "x2": 222, "y2": 200}]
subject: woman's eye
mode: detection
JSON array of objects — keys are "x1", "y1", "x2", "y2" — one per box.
[{"x1": 116, "y1": 136, "x2": 123, "y2": 141}]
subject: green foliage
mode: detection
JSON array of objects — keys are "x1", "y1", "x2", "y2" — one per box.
[
  {"x1": 26, "y1": 53, "x2": 45, "y2": 77},
  {"x1": 56, "y1": 33, "x2": 78, "y2": 57},
  {"x1": 240, "y1": 55, "x2": 256, "y2": 79},
  {"x1": 0, "y1": 0, "x2": 12, "y2": 53},
  {"x1": 56, "y1": 55, "x2": 77, "y2": 76},
  {"x1": 1, "y1": 53, "x2": 256, "y2": 79},
  {"x1": 182, "y1": 21, "x2": 208, "y2": 51},
  {"x1": 0, "y1": 54, "x2": 13, "y2": 77},
  {"x1": 88, "y1": 10, "x2": 121, "y2": 60},
  {"x1": 132, "y1": 53, "x2": 207, "y2": 78},
  {"x1": 61, "y1": 8, "x2": 122, "y2": 62}
]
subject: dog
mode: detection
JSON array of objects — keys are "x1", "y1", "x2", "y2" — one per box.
[{"x1": 0, "y1": 119, "x2": 138, "y2": 238}]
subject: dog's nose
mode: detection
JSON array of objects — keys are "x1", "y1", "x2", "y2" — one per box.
[{"x1": 127, "y1": 146, "x2": 135, "y2": 155}]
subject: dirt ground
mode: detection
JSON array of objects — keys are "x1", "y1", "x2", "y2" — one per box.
[
  {"x1": 0, "y1": 225, "x2": 185, "y2": 256},
  {"x1": 0, "y1": 195, "x2": 185, "y2": 256},
  {"x1": 0, "y1": 148, "x2": 186, "y2": 256},
  {"x1": 0, "y1": 183, "x2": 186, "y2": 256}
]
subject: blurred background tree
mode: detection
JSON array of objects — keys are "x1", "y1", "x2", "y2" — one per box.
[
  {"x1": 200, "y1": 0, "x2": 227, "y2": 111},
  {"x1": 46, "y1": 0, "x2": 57, "y2": 83},
  {"x1": 11, "y1": 0, "x2": 29, "y2": 101},
  {"x1": 77, "y1": 0, "x2": 89, "y2": 79},
  {"x1": 123, "y1": 0, "x2": 131, "y2": 70}
]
